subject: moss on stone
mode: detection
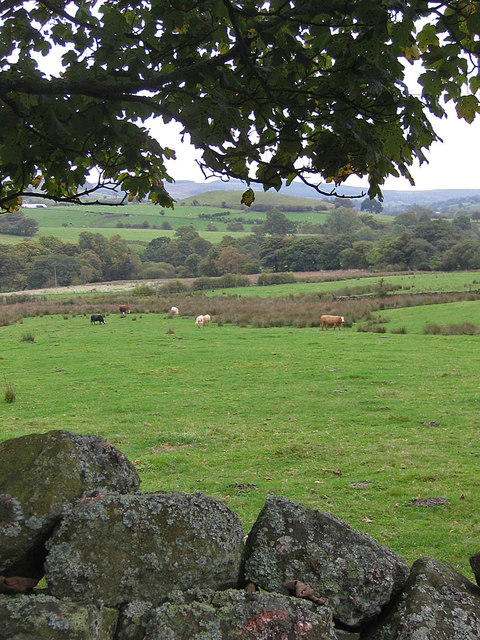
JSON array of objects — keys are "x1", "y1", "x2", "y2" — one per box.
[
  {"x1": 0, "y1": 430, "x2": 140, "y2": 578},
  {"x1": 243, "y1": 497, "x2": 409, "y2": 628},
  {"x1": 117, "y1": 590, "x2": 336, "y2": 639},
  {"x1": 45, "y1": 491, "x2": 244, "y2": 607},
  {"x1": 0, "y1": 593, "x2": 118, "y2": 639}
]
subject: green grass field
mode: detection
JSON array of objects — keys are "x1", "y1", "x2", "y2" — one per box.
[
  {"x1": 12, "y1": 198, "x2": 331, "y2": 245},
  {"x1": 210, "y1": 271, "x2": 480, "y2": 298},
  {"x1": 1, "y1": 301, "x2": 480, "y2": 578}
]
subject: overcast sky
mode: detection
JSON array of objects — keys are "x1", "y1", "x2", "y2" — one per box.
[{"x1": 151, "y1": 103, "x2": 480, "y2": 194}]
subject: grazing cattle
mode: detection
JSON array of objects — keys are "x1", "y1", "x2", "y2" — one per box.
[
  {"x1": 320, "y1": 315, "x2": 344, "y2": 330},
  {"x1": 170, "y1": 306, "x2": 179, "y2": 316},
  {"x1": 195, "y1": 315, "x2": 205, "y2": 327},
  {"x1": 119, "y1": 305, "x2": 131, "y2": 316},
  {"x1": 203, "y1": 314, "x2": 211, "y2": 325},
  {"x1": 91, "y1": 314, "x2": 106, "y2": 325}
]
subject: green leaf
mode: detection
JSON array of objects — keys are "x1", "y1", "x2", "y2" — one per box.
[
  {"x1": 466, "y1": 11, "x2": 480, "y2": 37},
  {"x1": 240, "y1": 188, "x2": 255, "y2": 207},
  {"x1": 456, "y1": 95, "x2": 479, "y2": 123},
  {"x1": 417, "y1": 24, "x2": 439, "y2": 52}
]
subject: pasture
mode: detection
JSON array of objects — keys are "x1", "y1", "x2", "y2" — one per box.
[
  {"x1": 15, "y1": 197, "x2": 331, "y2": 244},
  {"x1": 1, "y1": 303, "x2": 480, "y2": 579},
  {"x1": 210, "y1": 270, "x2": 480, "y2": 298}
]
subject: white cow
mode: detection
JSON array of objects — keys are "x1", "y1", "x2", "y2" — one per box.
[
  {"x1": 170, "y1": 306, "x2": 179, "y2": 316},
  {"x1": 195, "y1": 315, "x2": 205, "y2": 327},
  {"x1": 203, "y1": 314, "x2": 211, "y2": 325}
]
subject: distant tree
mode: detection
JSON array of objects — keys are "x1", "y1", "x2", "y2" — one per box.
[
  {"x1": 406, "y1": 205, "x2": 434, "y2": 220},
  {"x1": 103, "y1": 235, "x2": 140, "y2": 280},
  {"x1": 340, "y1": 241, "x2": 374, "y2": 270},
  {"x1": 78, "y1": 232, "x2": 108, "y2": 259},
  {"x1": 190, "y1": 237, "x2": 213, "y2": 258},
  {"x1": 394, "y1": 212, "x2": 420, "y2": 228},
  {"x1": 226, "y1": 222, "x2": 245, "y2": 232},
  {"x1": 452, "y1": 215, "x2": 472, "y2": 231},
  {"x1": 441, "y1": 240, "x2": 480, "y2": 270},
  {"x1": 359, "y1": 214, "x2": 387, "y2": 231},
  {"x1": 278, "y1": 237, "x2": 326, "y2": 272},
  {"x1": 144, "y1": 237, "x2": 172, "y2": 262},
  {"x1": 263, "y1": 210, "x2": 296, "y2": 236},
  {"x1": 78, "y1": 250, "x2": 103, "y2": 282},
  {"x1": 334, "y1": 198, "x2": 355, "y2": 209},
  {"x1": 259, "y1": 236, "x2": 289, "y2": 272},
  {"x1": 138, "y1": 261, "x2": 176, "y2": 279},
  {"x1": 216, "y1": 246, "x2": 247, "y2": 274},
  {"x1": 361, "y1": 199, "x2": 383, "y2": 214},
  {"x1": 297, "y1": 222, "x2": 324, "y2": 235},
  {"x1": 181, "y1": 253, "x2": 202, "y2": 277},
  {"x1": 325, "y1": 208, "x2": 363, "y2": 236},
  {"x1": 0, "y1": 212, "x2": 38, "y2": 236},
  {"x1": 403, "y1": 237, "x2": 436, "y2": 270},
  {"x1": 414, "y1": 218, "x2": 457, "y2": 249},
  {"x1": 27, "y1": 253, "x2": 80, "y2": 288},
  {"x1": 199, "y1": 246, "x2": 222, "y2": 277}
]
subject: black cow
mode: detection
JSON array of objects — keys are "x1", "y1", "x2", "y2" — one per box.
[{"x1": 90, "y1": 314, "x2": 106, "y2": 324}]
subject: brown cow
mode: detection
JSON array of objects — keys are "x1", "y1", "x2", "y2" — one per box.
[
  {"x1": 320, "y1": 315, "x2": 344, "y2": 330},
  {"x1": 119, "y1": 305, "x2": 131, "y2": 316}
]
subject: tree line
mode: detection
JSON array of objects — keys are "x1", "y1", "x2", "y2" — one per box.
[{"x1": 0, "y1": 207, "x2": 479, "y2": 291}]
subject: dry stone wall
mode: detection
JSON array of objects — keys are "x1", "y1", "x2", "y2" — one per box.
[{"x1": 0, "y1": 430, "x2": 479, "y2": 639}]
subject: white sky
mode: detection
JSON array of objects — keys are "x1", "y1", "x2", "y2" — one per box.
[{"x1": 150, "y1": 103, "x2": 480, "y2": 193}]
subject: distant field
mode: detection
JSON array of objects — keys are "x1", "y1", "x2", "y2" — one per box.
[
  {"x1": 1, "y1": 303, "x2": 480, "y2": 579},
  {"x1": 209, "y1": 271, "x2": 480, "y2": 298},
  {"x1": 17, "y1": 224, "x2": 248, "y2": 245},
  {"x1": 14, "y1": 196, "x2": 331, "y2": 244},
  {"x1": 176, "y1": 189, "x2": 330, "y2": 209},
  {"x1": 372, "y1": 299, "x2": 480, "y2": 333}
]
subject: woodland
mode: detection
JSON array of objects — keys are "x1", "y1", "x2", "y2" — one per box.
[{"x1": 1, "y1": 205, "x2": 480, "y2": 291}]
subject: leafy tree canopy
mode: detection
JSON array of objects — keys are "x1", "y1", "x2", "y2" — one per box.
[{"x1": 1, "y1": 1, "x2": 480, "y2": 211}]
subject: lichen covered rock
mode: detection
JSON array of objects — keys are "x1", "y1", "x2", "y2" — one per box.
[
  {"x1": 0, "y1": 593, "x2": 118, "y2": 639},
  {"x1": 0, "y1": 430, "x2": 140, "y2": 578},
  {"x1": 362, "y1": 557, "x2": 480, "y2": 639},
  {"x1": 45, "y1": 491, "x2": 244, "y2": 607},
  {"x1": 117, "y1": 589, "x2": 336, "y2": 639},
  {"x1": 243, "y1": 497, "x2": 409, "y2": 628}
]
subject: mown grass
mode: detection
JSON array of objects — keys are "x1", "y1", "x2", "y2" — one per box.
[{"x1": 1, "y1": 307, "x2": 480, "y2": 579}]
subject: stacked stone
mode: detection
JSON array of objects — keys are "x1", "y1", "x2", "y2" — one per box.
[{"x1": 1, "y1": 430, "x2": 480, "y2": 639}]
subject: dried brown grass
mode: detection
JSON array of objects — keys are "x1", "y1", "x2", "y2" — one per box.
[{"x1": 1, "y1": 288, "x2": 480, "y2": 329}]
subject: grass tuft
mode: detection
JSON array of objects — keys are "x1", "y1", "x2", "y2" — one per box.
[
  {"x1": 3, "y1": 379, "x2": 16, "y2": 403},
  {"x1": 424, "y1": 322, "x2": 480, "y2": 335}
]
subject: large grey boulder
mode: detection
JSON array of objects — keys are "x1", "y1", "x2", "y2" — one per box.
[
  {"x1": 45, "y1": 491, "x2": 245, "y2": 607},
  {"x1": 0, "y1": 430, "x2": 140, "y2": 578},
  {"x1": 362, "y1": 557, "x2": 480, "y2": 639},
  {"x1": 0, "y1": 593, "x2": 118, "y2": 639},
  {"x1": 117, "y1": 590, "x2": 337, "y2": 640},
  {"x1": 243, "y1": 497, "x2": 409, "y2": 628}
]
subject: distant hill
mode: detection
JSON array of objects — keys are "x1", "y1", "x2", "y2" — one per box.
[
  {"x1": 167, "y1": 179, "x2": 480, "y2": 211},
  {"x1": 176, "y1": 189, "x2": 330, "y2": 210}
]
